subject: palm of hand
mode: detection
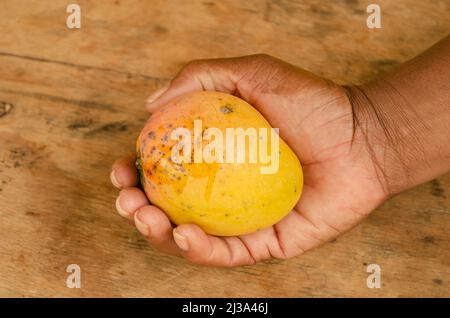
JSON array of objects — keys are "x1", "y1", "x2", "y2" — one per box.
[{"x1": 112, "y1": 55, "x2": 387, "y2": 266}]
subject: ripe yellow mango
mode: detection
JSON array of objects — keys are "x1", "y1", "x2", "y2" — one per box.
[{"x1": 136, "y1": 91, "x2": 303, "y2": 236}]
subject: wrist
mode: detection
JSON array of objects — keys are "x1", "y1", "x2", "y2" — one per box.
[{"x1": 345, "y1": 79, "x2": 450, "y2": 196}]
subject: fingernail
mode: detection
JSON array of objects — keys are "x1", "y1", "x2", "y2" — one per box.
[
  {"x1": 110, "y1": 170, "x2": 121, "y2": 188},
  {"x1": 173, "y1": 229, "x2": 189, "y2": 251},
  {"x1": 135, "y1": 210, "x2": 150, "y2": 236},
  {"x1": 115, "y1": 196, "x2": 129, "y2": 218},
  {"x1": 146, "y1": 84, "x2": 169, "y2": 104}
]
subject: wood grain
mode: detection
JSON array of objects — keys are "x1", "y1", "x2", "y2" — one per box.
[{"x1": 0, "y1": 0, "x2": 449, "y2": 297}]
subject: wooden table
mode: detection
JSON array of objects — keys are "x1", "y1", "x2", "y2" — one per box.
[{"x1": 0, "y1": 0, "x2": 449, "y2": 297}]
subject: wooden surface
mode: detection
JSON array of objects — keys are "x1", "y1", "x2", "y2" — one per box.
[{"x1": 0, "y1": 0, "x2": 449, "y2": 297}]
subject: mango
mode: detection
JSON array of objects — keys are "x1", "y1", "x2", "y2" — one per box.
[{"x1": 136, "y1": 91, "x2": 303, "y2": 236}]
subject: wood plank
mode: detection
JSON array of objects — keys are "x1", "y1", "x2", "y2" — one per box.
[
  {"x1": 0, "y1": 0, "x2": 449, "y2": 83},
  {"x1": 0, "y1": 0, "x2": 449, "y2": 297}
]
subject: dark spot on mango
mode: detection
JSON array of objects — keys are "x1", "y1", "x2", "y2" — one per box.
[
  {"x1": 148, "y1": 131, "x2": 156, "y2": 139},
  {"x1": 161, "y1": 133, "x2": 169, "y2": 142},
  {"x1": 220, "y1": 104, "x2": 233, "y2": 114}
]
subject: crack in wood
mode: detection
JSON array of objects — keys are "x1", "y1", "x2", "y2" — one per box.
[
  {"x1": 0, "y1": 88, "x2": 118, "y2": 112},
  {"x1": 0, "y1": 50, "x2": 169, "y2": 82}
]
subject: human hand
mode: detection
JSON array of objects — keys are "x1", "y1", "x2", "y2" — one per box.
[{"x1": 110, "y1": 54, "x2": 388, "y2": 266}]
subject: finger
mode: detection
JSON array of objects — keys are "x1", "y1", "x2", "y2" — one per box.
[
  {"x1": 111, "y1": 154, "x2": 138, "y2": 189},
  {"x1": 239, "y1": 226, "x2": 287, "y2": 261},
  {"x1": 145, "y1": 83, "x2": 170, "y2": 106},
  {"x1": 145, "y1": 58, "x2": 236, "y2": 112},
  {"x1": 173, "y1": 224, "x2": 256, "y2": 267},
  {"x1": 273, "y1": 207, "x2": 339, "y2": 259},
  {"x1": 116, "y1": 187, "x2": 149, "y2": 222},
  {"x1": 143, "y1": 55, "x2": 323, "y2": 164},
  {"x1": 145, "y1": 54, "x2": 284, "y2": 113},
  {"x1": 134, "y1": 205, "x2": 180, "y2": 256}
]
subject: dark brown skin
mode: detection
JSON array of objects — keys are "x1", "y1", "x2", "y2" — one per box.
[
  {"x1": 346, "y1": 36, "x2": 450, "y2": 194},
  {"x1": 110, "y1": 35, "x2": 450, "y2": 267}
]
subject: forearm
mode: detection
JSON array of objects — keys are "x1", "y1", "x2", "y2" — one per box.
[{"x1": 347, "y1": 35, "x2": 450, "y2": 195}]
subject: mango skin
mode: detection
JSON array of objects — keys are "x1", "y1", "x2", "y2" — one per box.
[{"x1": 136, "y1": 91, "x2": 303, "y2": 236}]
